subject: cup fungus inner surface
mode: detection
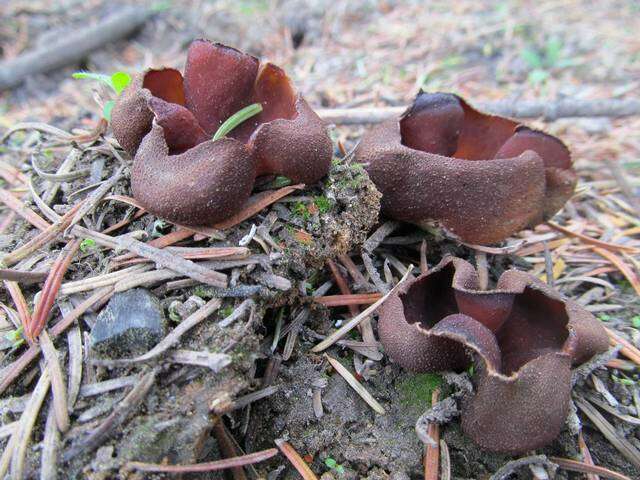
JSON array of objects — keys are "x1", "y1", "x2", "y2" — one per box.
[
  {"x1": 398, "y1": 261, "x2": 570, "y2": 376},
  {"x1": 399, "y1": 91, "x2": 571, "y2": 168},
  {"x1": 140, "y1": 41, "x2": 298, "y2": 155}
]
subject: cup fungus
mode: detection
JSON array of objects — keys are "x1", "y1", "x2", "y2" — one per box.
[
  {"x1": 355, "y1": 91, "x2": 577, "y2": 244},
  {"x1": 378, "y1": 256, "x2": 608, "y2": 453},
  {"x1": 111, "y1": 40, "x2": 332, "y2": 225}
]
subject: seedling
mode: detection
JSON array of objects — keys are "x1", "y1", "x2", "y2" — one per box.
[
  {"x1": 520, "y1": 37, "x2": 578, "y2": 85},
  {"x1": 212, "y1": 103, "x2": 263, "y2": 141},
  {"x1": 72, "y1": 71, "x2": 132, "y2": 94},
  {"x1": 79, "y1": 238, "x2": 96, "y2": 253},
  {"x1": 324, "y1": 457, "x2": 345, "y2": 476},
  {"x1": 72, "y1": 71, "x2": 132, "y2": 120},
  {"x1": 4, "y1": 325, "x2": 25, "y2": 348}
]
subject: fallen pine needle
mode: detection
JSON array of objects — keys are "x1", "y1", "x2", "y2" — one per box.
[
  {"x1": 424, "y1": 389, "x2": 441, "y2": 480},
  {"x1": 0, "y1": 369, "x2": 51, "y2": 478},
  {"x1": 578, "y1": 431, "x2": 599, "y2": 480},
  {"x1": 574, "y1": 397, "x2": 640, "y2": 469},
  {"x1": 548, "y1": 221, "x2": 638, "y2": 254},
  {"x1": 0, "y1": 188, "x2": 50, "y2": 231},
  {"x1": 313, "y1": 293, "x2": 382, "y2": 307},
  {"x1": 128, "y1": 448, "x2": 279, "y2": 473},
  {"x1": 275, "y1": 439, "x2": 319, "y2": 480},
  {"x1": 549, "y1": 456, "x2": 630, "y2": 480},
  {"x1": 592, "y1": 247, "x2": 640, "y2": 296},
  {"x1": 27, "y1": 239, "x2": 81, "y2": 340},
  {"x1": 4, "y1": 280, "x2": 32, "y2": 330},
  {"x1": 311, "y1": 265, "x2": 412, "y2": 352},
  {"x1": 212, "y1": 184, "x2": 304, "y2": 230},
  {"x1": 325, "y1": 354, "x2": 385, "y2": 414},
  {"x1": 606, "y1": 328, "x2": 640, "y2": 366},
  {"x1": 39, "y1": 330, "x2": 70, "y2": 433},
  {"x1": 0, "y1": 287, "x2": 113, "y2": 395}
]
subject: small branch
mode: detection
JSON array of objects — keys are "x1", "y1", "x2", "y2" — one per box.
[
  {"x1": 317, "y1": 98, "x2": 640, "y2": 125},
  {"x1": 0, "y1": 6, "x2": 155, "y2": 90}
]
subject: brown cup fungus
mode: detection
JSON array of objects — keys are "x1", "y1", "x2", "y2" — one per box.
[
  {"x1": 378, "y1": 257, "x2": 608, "y2": 453},
  {"x1": 355, "y1": 92, "x2": 577, "y2": 244},
  {"x1": 111, "y1": 40, "x2": 332, "y2": 226}
]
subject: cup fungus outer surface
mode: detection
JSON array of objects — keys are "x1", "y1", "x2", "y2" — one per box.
[
  {"x1": 110, "y1": 40, "x2": 332, "y2": 227},
  {"x1": 131, "y1": 122, "x2": 256, "y2": 226},
  {"x1": 356, "y1": 92, "x2": 577, "y2": 244},
  {"x1": 378, "y1": 256, "x2": 609, "y2": 453}
]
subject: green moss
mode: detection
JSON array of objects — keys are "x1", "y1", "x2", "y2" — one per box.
[
  {"x1": 218, "y1": 306, "x2": 234, "y2": 319},
  {"x1": 292, "y1": 201, "x2": 310, "y2": 221},
  {"x1": 398, "y1": 373, "x2": 443, "y2": 408},
  {"x1": 314, "y1": 195, "x2": 332, "y2": 214}
]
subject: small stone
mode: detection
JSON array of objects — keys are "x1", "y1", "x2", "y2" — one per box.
[{"x1": 91, "y1": 289, "x2": 167, "y2": 358}]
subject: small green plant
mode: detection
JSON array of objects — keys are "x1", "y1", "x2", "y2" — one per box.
[
  {"x1": 520, "y1": 37, "x2": 577, "y2": 85},
  {"x1": 598, "y1": 314, "x2": 611, "y2": 322},
  {"x1": 324, "y1": 457, "x2": 345, "y2": 476},
  {"x1": 193, "y1": 286, "x2": 212, "y2": 299},
  {"x1": 218, "y1": 306, "x2": 234, "y2": 319},
  {"x1": 168, "y1": 305, "x2": 182, "y2": 323},
  {"x1": 212, "y1": 103, "x2": 263, "y2": 141},
  {"x1": 73, "y1": 71, "x2": 132, "y2": 121},
  {"x1": 632, "y1": 315, "x2": 640, "y2": 329},
  {"x1": 79, "y1": 238, "x2": 96, "y2": 253},
  {"x1": 4, "y1": 326, "x2": 25, "y2": 348}
]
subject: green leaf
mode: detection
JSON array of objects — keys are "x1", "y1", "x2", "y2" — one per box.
[
  {"x1": 103, "y1": 100, "x2": 115, "y2": 121},
  {"x1": 111, "y1": 72, "x2": 132, "y2": 94},
  {"x1": 213, "y1": 103, "x2": 263, "y2": 141},
  {"x1": 80, "y1": 238, "x2": 96, "y2": 252},
  {"x1": 73, "y1": 71, "x2": 131, "y2": 95},
  {"x1": 527, "y1": 68, "x2": 550, "y2": 85},
  {"x1": 599, "y1": 314, "x2": 612, "y2": 322},
  {"x1": 632, "y1": 315, "x2": 640, "y2": 329},
  {"x1": 73, "y1": 71, "x2": 114, "y2": 90},
  {"x1": 324, "y1": 458, "x2": 337, "y2": 469},
  {"x1": 521, "y1": 47, "x2": 543, "y2": 69},
  {"x1": 545, "y1": 37, "x2": 563, "y2": 66}
]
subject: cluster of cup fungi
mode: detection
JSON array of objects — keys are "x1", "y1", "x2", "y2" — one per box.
[{"x1": 111, "y1": 39, "x2": 608, "y2": 454}]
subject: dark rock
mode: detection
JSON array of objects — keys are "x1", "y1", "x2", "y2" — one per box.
[{"x1": 91, "y1": 288, "x2": 166, "y2": 358}]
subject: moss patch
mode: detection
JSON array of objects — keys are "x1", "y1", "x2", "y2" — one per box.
[{"x1": 398, "y1": 373, "x2": 444, "y2": 408}]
